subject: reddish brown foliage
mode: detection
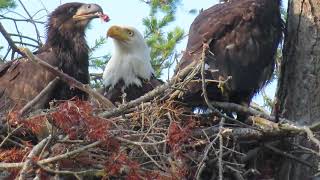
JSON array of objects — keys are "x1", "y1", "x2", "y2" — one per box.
[
  {"x1": 0, "y1": 148, "x2": 29, "y2": 163},
  {"x1": 23, "y1": 115, "x2": 48, "y2": 134},
  {"x1": 51, "y1": 99, "x2": 111, "y2": 141},
  {"x1": 6, "y1": 110, "x2": 47, "y2": 136},
  {"x1": 167, "y1": 120, "x2": 195, "y2": 151},
  {"x1": 104, "y1": 152, "x2": 147, "y2": 179}
]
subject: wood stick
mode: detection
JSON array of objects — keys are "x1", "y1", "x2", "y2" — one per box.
[
  {"x1": 18, "y1": 136, "x2": 51, "y2": 180},
  {"x1": 100, "y1": 60, "x2": 199, "y2": 118},
  {"x1": 0, "y1": 22, "x2": 24, "y2": 56},
  {"x1": 18, "y1": 77, "x2": 60, "y2": 117},
  {"x1": 20, "y1": 47, "x2": 115, "y2": 109}
]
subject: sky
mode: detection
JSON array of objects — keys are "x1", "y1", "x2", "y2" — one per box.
[{"x1": 0, "y1": 0, "x2": 287, "y2": 110}]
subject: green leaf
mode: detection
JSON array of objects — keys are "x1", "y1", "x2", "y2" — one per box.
[{"x1": 0, "y1": 0, "x2": 16, "y2": 10}]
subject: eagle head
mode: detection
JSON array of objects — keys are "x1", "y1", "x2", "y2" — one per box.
[
  {"x1": 47, "y1": 3, "x2": 108, "y2": 36},
  {"x1": 107, "y1": 25, "x2": 147, "y2": 51},
  {"x1": 103, "y1": 25, "x2": 154, "y2": 88}
]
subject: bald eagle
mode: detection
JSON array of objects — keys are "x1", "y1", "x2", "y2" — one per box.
[
  {"x1": 175, "y1": 0, "x2": 283, "y2": 116},
  {"x1": 102, "y1": 25, "x2": 162, "y2": 104},
  {"x1": 0, "y1": 3, "x2": 108, "y2": 115}
]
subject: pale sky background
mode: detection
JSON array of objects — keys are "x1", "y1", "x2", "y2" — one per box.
[{"x1": 0, "y1": 0, "x2": 288, "y2": 110}]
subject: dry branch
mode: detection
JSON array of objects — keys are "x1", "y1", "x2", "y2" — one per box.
[
  {"x1": 18, "y1": 135, "x2": 51, "y2": 180},
  {"x1": 0, "y1": 22, "x2": 24, "y2": 56},
  {"x1": 0, "y1": 38, "x2": 319, "y2": 180},
  {"x1": 0, "y1": 140, "x2": 101, "y2": 170},
  {"x1": 17, "y1": 0, "x2": 42, "y2": 45},
  {"x1": 18, "y1": 77, "x2": 60, "y2": 117},
  {"x1": 100, "y1": 60, "x2": 199, "y2": 118},
  {"x1": 20, "y1": 47, "x2": 115, "y2": 109}
]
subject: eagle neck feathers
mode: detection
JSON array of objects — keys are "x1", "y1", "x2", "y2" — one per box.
[{"x1": 103, "y1": 39, "x2": 154, "y2": 89}]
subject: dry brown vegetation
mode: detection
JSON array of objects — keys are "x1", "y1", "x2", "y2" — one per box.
[{"x1": 1, "y1": 43, "x2": 320, "y2": 180}]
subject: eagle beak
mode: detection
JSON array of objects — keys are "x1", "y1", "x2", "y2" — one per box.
[
  {"x1": 107, "y1": 26, "x2": 129, "y2": 41},
  {"x1": 73, "y1": 4, "x2": 109, "y2": 22}
]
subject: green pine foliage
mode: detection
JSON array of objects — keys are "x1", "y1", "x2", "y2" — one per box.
[
  {"x1": 89, "y1": 36, "x2": 110, "y2": 71},
  {"x1": 0, "y1": 0, "x2": 15, "y2": 10},
  {"x1": 0, "y1": 0, "x2": 15, "y2": 62},
  {"x1": 142, "y1": 0, "x2": 184, "y2": 77},
  {"x1": 89, "y1": 37, "x2": 110, "y2": 87}
]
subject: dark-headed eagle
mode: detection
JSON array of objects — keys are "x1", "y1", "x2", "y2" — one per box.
[
  {"x1": 176, "y1": 0, "x2": 283, "y2": 116},
  {"x1": 0, "y1": 3, "x2": 109, "y2": 115},
  {"x1": 102, "y1": 25, "x2": 162, "y2": 104}
]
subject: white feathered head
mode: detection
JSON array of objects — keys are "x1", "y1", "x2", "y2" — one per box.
[{"x1": 103, "y1": 25, "x2": 155, "y2": 88}]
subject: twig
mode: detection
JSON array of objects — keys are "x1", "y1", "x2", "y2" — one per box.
[
  {"x1": 303, "y1": 127, "x2": 320, "y2": 155},
  {"x1": 218, "y1": 118, "x2": 225, "y2": 180},
  {"x1": 264, "y1": 143, "x2": 315, "y2": 168},
  {"x1": 18, "y1": 135, "x2": 51, "y2": 180},
  {"x1": 18, "y1": 77, "x2": 60, "y2": 117},
  {"x1": 195, "y1": 133, "x2": 219, "y2": 179},
  {"x1": 19, "y1": 47, "x2": 115, "y2": 109},
  {"x1": 38, "y1": 163, "x2": 105, "y2": 179},
  {"x1": 0, "y1": 141, "x2": 102, "y2": 170},
  {"x1": 210, "y1": 101, "x2": 277, "y2": 122},
  {"x1": 17, "y1": 0, "x2": 42, "y2": 45},
  {"x1": 38, "y1": 141, "x2": 102, "y2": 165},
  {"x1": 101, "y1": 83, "x2": 170, "y2": 118},
  {"x1": 0, "y1": 15, "x2": 45, "y2": 24},
  {"x1": 199, "y1": 42, "x2": 249, "y2": 127},
  {"x1": 0, "y1": 125, "x2": 23, "y2": 148},
  {"x1": 116, "y1": 137, "x2": 165, "y2": 146},
  {"x1": 9, "y1": 33, "x2": 40, "y2": 44},
  {"x1": 100, "y1": 60, "x2": 199, "y2": 118},
  {"x1": 0, "y1": 22, "x2": 24, "y2": 56},
  {"x1": 0, "y1": 135, "x2": 25, "y2": 148},
  {"x1": 140, "y1": 145, "x2": 165, "y2": 171}
]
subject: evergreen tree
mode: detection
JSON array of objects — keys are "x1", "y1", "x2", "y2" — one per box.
[
  {"x1": 0, "y1": 0, "x2": 15, "y2": 9},
  {"x1": 142, "y1": 0, "x2": 184, "y2": 77},
  {"x1": 0, "y1": 0, "x2": 16, "y2": 62}
]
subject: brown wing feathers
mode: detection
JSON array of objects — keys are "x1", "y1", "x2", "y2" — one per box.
[
  {"x1": 176, "y1": 0, "x2": 283, "y2": 110},
  {"x1": 0, "y1": 3, "x2": 105, "y2": 114},
  {"x1": 1, "y1": 1, "x2": 282, "y2": 117}
]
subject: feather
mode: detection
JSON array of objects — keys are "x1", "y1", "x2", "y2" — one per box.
[
  {"x1": 102, "y1": 25, "x2": 162, "y2": 103},
  {"x1": 0, "y1": 3, "x2": 106, "y2": 114},
  {"x1": 176, "y1": 0, "x2": 283, "y2": 113}
]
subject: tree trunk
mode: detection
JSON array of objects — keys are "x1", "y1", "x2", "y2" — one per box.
[{"x1": 276, "y1": 0, "x2": 320, "y2": 179}]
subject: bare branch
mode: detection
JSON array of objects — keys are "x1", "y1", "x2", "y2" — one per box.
[
  {"x1": 0, "y1": 141, "x2": 101, "y2": 170},
  {"x1": 18, "y1": 136, "x2": 51, "y2": 180},
  {"x1": 100, "y1": 60, "x2": 199, "y2": 118},
  {"x1": 17, "y1": 0, "x2": 42, "y2": 45},
  {"x1": 20, "y1": 47, "x2": 115, "y2": 109},
  {"x1": 18, "y1": 77, "x2": 60, "y2": 117},
  {"x1": 0, "y1": 22, "x2": 24, "y2": 56}
]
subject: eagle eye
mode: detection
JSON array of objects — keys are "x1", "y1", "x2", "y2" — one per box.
[
  {"x1": 127, "y1": 30, "x2": 134, "y2": 37},
  {"x1": 68, "y1": 7, "x2": 76, "y2": 14}
]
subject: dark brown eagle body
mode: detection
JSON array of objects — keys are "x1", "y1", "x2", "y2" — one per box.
[
  {"x1": 103, "y1": 77, "x2": 162, "y2": 104},
  {"x1": 177, "y1": 0, "x2": 283, "y2": 110},
  {"x1": 0, "y1": 3, "x2": 105, "y2": 115}
]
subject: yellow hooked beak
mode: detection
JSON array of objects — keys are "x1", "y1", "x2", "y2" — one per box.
[{"x1": 107, "y1": 26, "x2": 130, "y2": 42}]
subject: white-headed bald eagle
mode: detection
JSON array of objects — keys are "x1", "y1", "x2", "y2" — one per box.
[{"x1": 102, "y1": 25, "x2": 162, "y2": 103}]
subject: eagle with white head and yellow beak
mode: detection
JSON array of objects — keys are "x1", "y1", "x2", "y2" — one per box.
[{"x1": 102, "y1": 25, "x2": 162, "y2": 103}]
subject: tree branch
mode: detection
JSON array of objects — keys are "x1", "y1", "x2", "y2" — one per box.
[
  {"x1": 20, "y1": 47, "x2": 115, "y2": 109},
  {"x1": 0, "y1": 140, "x2": 102, "y2": 170},
  {"x1": 18, "y1": 77, "x2": 60, "y2": 117},
  {"x1": 100, "y1": 60, "x2": 199, "y2": 118},
  {"x1": 18, "y1": 135, "x2": 51, "y2": 180},
  {"x1": 0, "y1": 22, "x2": 24, "y2": 56}
]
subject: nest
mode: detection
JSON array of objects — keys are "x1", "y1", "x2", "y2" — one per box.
[{"x1": 0, "y1": 47, "x2": 319, "y2": 180}]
